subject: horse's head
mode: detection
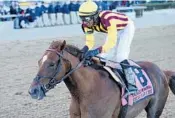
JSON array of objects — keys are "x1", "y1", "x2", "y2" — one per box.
[{"x1": 28, "y1": 40, "x2": 81, "y2": 100}]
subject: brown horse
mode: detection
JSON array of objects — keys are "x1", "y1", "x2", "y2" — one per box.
[{"x1": 29, "y1": 40, "x2": 175, "y2": 118}]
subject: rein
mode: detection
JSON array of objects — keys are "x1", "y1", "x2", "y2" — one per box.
[{"x1": 35, "y1": 48, "x2": 85, "y2": 92}]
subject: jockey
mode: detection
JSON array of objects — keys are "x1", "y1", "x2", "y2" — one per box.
[{"x1": 78, "y1": 0, "x2": 136, "y2": 92}]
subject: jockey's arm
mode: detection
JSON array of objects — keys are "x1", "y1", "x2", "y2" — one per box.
[
  {"x1": 102, "y1": 20, "x2": 117, "y2": 53},
  {"x1": 84, "y1": 27, "x2": 95, "y2": 50}
]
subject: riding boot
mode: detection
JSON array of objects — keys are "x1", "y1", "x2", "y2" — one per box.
[{"x1": 123, "y1": 67, "x2": 137, "y2": 94}]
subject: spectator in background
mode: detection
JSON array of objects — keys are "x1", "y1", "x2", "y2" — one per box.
[
  {"x1": 62, "y1": 1, "x2": 71, "y2": 25},
  {"x1": 69, "y1": 1, "x2": 78, "y2": 24},
  {"x1": 95, "y1": 0, "x2": 103, "y2": 10},
  {"x1": 16, "y1": 4, "x2": 23, "y2": 14},
  {"x1": 48, "y1": 2, "x2": 56, "y2": 26},
  {"x1": 41, "y1": 1, "x2": 48, "y2": 26},
  {"x1": 76, "y1": 1, "x2": 81, "y2": 24},
  {"x1": 2, "y1": 4, "x2": 10, "y2": 15},
  {"x1": 10, "y1": 2, "x2": 17, "y2": 20},
  {"x1": 34, "y1": 2, "x2": 43, "y2": 27},
  {"x1": 15, "y1": 4, "x2": 25, "y2": 28},
  {"x1": 25, "y1": 5, "x2": 36, "y2": 28},
  {"x1": 0, "y1": 5, "x2": 4, "y2": 21},
  {"x1": 41, "y1": 1, "x2": 47, "y2": 13},
  {"x1": 41, "y1": 2, "x2": 50, "y2": 26},
  {"x1": 55, "y1": 2, "x2": 64, "y2": 25},
  {"x1": 101, "y1": 1, "x2": 109, "y2": 10},
  {"x1": 121, "y1": 0, "x2": 130, "y2": 7},
  {"x1": 109, "y1": 1, "x2": 118, "y2": 11},
  {"x1": 0, "y1": 5, "x2": 8, "y2": 21},
  {"x1": 0, "y1": 5, "x2": 3, "y2": 14}
]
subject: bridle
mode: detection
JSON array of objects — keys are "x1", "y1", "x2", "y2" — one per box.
[{"x1": 34, "y1": 48, "x2": 85, "y2": 93}]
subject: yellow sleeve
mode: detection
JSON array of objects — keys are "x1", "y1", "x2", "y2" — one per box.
[
  {"x1": 84, "y1": 27, "x2": 95, "y2": 50},
  {"x1": 102, "y1": 20, "x2": 117, "y2": 53}
]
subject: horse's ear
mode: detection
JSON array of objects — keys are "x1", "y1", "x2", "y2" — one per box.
[{"x1": 60, "y1": 40, "x2": 66, "y2": 50}]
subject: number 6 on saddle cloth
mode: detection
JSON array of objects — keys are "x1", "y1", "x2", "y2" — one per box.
[{"x1": 120, "y1": 60, "x2": 148, "y2": 88}]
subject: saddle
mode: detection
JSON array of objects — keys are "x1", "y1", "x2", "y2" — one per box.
[{"x1": 92, "y1": 58, "x2": 129, "y2": 89}]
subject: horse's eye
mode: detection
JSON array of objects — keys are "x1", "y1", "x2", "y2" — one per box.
[{"x1": 49, "y1": 63, "x2": 55, "y2": 67}]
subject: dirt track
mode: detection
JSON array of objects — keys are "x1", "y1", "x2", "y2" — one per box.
[{"x1": 0, "y1": 25, "x2": 175, "y2": 118}]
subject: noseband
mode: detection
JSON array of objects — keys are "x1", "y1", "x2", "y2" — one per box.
[{"x1": 34, "y1": 48, "x2": 84, "y2": 92}]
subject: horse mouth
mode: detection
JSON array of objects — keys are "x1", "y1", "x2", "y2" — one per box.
[{"x1": 28, "y1": 85, "x2": 46, "y2": 100}]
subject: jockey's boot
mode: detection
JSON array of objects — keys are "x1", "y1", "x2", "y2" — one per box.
[{"x1": 123, "y1": 67, "x2": 138, "y2": 94}]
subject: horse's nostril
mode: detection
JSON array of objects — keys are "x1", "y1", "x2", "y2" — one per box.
[
  {"x1": 33, "y1": 89, "x2": 38, "y2": 94},
  {"x1": 29, "y1": 87, "x2": 38, "y2": 96}
]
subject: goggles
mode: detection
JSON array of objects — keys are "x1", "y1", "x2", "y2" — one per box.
[{"x1": 80, "y1": 16, "x2": 93, "y2": 22}]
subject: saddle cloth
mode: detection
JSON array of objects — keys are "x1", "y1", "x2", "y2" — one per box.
[{"x1": 103, "y1": 59, "x2": 154, "y2": 106}]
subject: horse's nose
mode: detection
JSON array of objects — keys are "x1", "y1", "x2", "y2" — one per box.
[{"x1": 28, "y1": 86, "x2": 38, "y2": 97}]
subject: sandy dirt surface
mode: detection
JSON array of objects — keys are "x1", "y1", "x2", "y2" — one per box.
[{"x1": 0, "y1": 25, "x2": 175, "y2": 118}]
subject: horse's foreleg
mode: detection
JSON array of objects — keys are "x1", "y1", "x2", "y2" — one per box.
[{"x1": 69, "y1": 98, "x2": 81, "y2": 118}]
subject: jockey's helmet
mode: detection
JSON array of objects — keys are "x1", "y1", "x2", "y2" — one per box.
[{"x1": 78, "y1": 0, "x2": 99, "y2": 23}]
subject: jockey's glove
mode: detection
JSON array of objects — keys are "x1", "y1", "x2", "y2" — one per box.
[
  {"x1": 84, "y1": 47, "x2": 102, "y2": 59},
  {"x1": 81, "y1": 45, "x2": 89, "y2": 53},
  {"x1": 80, "y1": 45, "x2": 89, "y2": 61}
]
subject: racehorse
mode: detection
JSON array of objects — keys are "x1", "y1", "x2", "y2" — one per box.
[{"x1": 28, "y1": 40, "x2": 175, "y2": 118}]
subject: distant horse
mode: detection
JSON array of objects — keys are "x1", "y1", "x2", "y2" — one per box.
[{"x1": 29, "y1": 40, "x2": 175, "y2": 118}]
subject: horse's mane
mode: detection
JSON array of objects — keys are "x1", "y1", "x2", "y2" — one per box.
[
  {"x1": 50, "y1": 41, "x2": 81, "y2": 57},
  {"x1": 65, "y1": 44, "x2": 81, "y2": 57}
]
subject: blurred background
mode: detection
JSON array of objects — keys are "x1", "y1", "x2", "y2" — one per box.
[{"x1": 0, "y1": 0, "x2": 175, "y2": 29}]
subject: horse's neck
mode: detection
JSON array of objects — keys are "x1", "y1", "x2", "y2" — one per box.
[
  {"x1": 64, "y1": 66, "x2": 95, "y2": 99},
  {"x1": 63, "y1": 51, "x2": 92, "y2": 98}
]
